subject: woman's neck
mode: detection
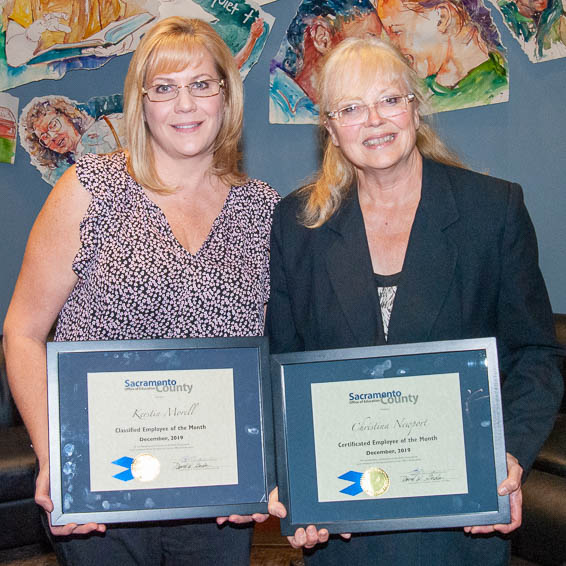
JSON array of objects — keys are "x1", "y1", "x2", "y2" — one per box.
[{"x1": 357, "y1": 149, "x2": 423, "y2": 207}]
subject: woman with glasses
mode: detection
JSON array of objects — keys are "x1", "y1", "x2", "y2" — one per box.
[
  {"x1": 20, "y1": 95, "x2": 125, "y2": 185},
  {"x1": 267, "y1": 36, "x2": 562, "y2": 565},
  {"x1": 4, "y1": 17, "x2": 279, "y2": 566}
]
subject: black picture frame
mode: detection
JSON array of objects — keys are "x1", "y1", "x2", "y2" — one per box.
[
  {"x1": 47, "y1": 336, "x2": 274, "y2": 525},
  {"x1": 271, "y1": 338, "x2": 510, "y2": 535}
]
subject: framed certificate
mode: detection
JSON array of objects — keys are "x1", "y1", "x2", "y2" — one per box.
[
  {"x1": 47, "y1": 336, "x2": 274, "y2": 525},
  {"x1": 271, "y1": 338, "x2": 510, "y2": 535}
]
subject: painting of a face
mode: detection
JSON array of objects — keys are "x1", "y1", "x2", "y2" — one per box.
[
  {"x1": 514, "y1": 0, "x2": 548, "y2": 16},
  {"x1": 336, "y1": 10, "x2": 383, "y2": 43},
  {"x1": 33, "y1": 109, "x2": 81, "y2": 154},
  {"x1": 378, "y1": 0, "x2": 446, "y2": 78}
]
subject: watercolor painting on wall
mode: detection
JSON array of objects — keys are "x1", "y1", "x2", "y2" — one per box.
[
  {"x1": 269, "y1": 0, "x2": 509, "y2": 124},
  {"x1": 0, "y1": 91, "x2": 18, "y2": 163},
  {"x1": 488, "y1": 0, "x2": 566, "y2": 61},
  {"x1": 19, "y1": 93, "x2": 125, "y2": 185},
  {"x1": 1, "y1": 0, "x2": 274, "y2": 91}
]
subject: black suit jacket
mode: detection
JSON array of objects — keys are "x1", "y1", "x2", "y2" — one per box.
[{"x1": 267, "y1": 158, "x2": 564, "y2": 473}]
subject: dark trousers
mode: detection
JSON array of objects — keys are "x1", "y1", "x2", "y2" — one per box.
[
  {"x1": 42, "y1": 515, "x2": 253, "y2": 566},
  {"x1": 303, "y1": 529, "x2": 510, "y2": 566}
]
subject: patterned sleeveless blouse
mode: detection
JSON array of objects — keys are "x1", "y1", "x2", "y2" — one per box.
[{"x1": 55, "y1": 152, "x2": 280, "y2": 341}]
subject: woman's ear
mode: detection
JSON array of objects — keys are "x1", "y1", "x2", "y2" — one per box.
[
  {"x1": 435, "y1": 3, "x2": 453, "y2": 33},
  {"x1": 324, "y1": 120, "x2": 340, "y2": 147},
  {"x1": 310, "y1": 19, "x2": 333, "y2": 54}
]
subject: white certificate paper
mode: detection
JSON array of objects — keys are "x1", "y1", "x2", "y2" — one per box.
[
  {"x1": 311, "y1": 373, "x2": 468, "y2": 502},
  {"x1": 87, "y1": 369, "x2": 238, "y2": 492}
]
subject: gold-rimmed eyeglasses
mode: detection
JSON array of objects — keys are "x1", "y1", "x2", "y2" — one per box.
[
  {"x1": 326, "y1": 93, "x2": 416, "y2": 127},
  {"x1": 142, "y1": 79, "x2": 225, "y2": 102}
]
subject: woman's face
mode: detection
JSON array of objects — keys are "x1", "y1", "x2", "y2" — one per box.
[
  {"x1": 143, "y1": 48, "x2": 225, "y2": 166},
  {"x1": 325, "y1": 73, "x2": 420, "y2": 179},
  {"x1": 33, "y1": 109, "x2": 81, "y2": 154},
  {"x1": 378, "y1": 0, "x2": 447, "y2": 78}
]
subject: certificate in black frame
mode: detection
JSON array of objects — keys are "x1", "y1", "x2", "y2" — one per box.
[
  {"x1": 271, "y1": 338, "x2": 510, "y2": 535},
  {"x1": 47, "y1": 336, "x2": 274, "y2": 526}
]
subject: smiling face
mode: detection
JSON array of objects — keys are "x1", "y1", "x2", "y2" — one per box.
[
  {"x1": 33, "y1": 109, "x2": 81, "y2": 154},
  {"x1": 378, "y1": 0, "x2": 447, "y2": 78},
  {"x1": 142, "y1": 48, "x2": 225, "y2": 167},
  {"x1": 325, "y1": 69, "x2": 420, "y2": 180}
]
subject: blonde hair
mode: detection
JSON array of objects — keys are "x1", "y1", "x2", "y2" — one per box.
[
  {"x1": 123, "y1": 17, "x2": 246, "y2": 193},
  {"x1": 300, "y1": 36, "x2": 463, "y2": 228}
]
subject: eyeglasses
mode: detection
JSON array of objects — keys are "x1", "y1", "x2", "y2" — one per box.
[
  {"x1": 326, "y1": 93, "x2": 416, "y2": 127},
  {"x1": 37, "y1": 117, "x2": 62, "y2": 148},
  {"x1": 142, "y1": 79, "x2": 225, "y2": 102}
]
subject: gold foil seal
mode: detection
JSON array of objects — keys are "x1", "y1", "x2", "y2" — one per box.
[
  {"x1": 131, "y1": 454, "x2": 160, "y2": 482},
  {"x1": 361, "y1": 467, "x2": 390, "y2": 497}
]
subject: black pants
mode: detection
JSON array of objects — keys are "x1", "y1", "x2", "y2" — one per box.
[
  {"x1": 303, "y1": 529, "x2": 510, "y2": 566},
  {"x1": 42, "y1": 514, "x2": 253, "y2": 566}
]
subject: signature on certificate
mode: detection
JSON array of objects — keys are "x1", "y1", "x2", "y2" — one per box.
[
  {"x1": 173, "y1": 457, "x2": 218, "y2": 471},
  {"x1": 401, "y1": 468, "x2": 448, "y2": 483}
]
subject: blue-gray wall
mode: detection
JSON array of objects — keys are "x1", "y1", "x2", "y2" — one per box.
[{"x1": 1, "y1": 0, "x2": 565, "y2": 327}]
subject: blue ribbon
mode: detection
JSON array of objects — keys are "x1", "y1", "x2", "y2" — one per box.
[
  {"x1": 338, "y1": 470, "x2": 363, "y2": 496},
  {"x1": 112, "y1": 456, "x2": 134, "y2": 482}
]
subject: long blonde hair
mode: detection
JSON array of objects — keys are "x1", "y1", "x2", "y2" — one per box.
[
  {"x1": 123, "y1": 17, "x2": 246, "y2": 193},
  {"x1": 300, "y1": 36, "x2": 462, "y2": 228}
]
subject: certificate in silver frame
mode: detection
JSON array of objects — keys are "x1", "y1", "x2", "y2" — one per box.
[
  {"x1": 271, "y1": 338, "x2": 510, "y2": 535},
  {"x1": 47, "y1": 336, "x2": 274, "y2": 526}
]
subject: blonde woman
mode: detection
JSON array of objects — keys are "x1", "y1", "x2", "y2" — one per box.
[
  {"x1": 267, "y1": 37, "x2": 562, "y2": 566},
  {"x1": 4, "y1": 17, "x2": 279, "y2": 565}
]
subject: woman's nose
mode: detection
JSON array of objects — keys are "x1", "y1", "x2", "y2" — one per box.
[{"x1": 175, "y1": 86, "x2": 198, "y2": 111}]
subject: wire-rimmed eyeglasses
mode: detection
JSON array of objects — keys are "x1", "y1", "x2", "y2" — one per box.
[
  {"x1": 326, "y1": 93, "x2": 416, "y2": 127},
  {"x1": 142, "y1": 79, "x2": 225, "y2": 102}
]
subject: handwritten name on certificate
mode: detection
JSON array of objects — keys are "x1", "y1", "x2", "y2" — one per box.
[
  {"x1": 311, "y1": 373, "x2": 468, "y2": 502},
  {"x1": 87, "y1": 369, "x2": 238, "y2": 492}
]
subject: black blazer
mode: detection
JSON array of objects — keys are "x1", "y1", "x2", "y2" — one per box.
[{"x1": 267, "y1": 158, "x2": 564, "y2": 473}]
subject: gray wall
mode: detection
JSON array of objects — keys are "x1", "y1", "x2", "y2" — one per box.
[{"x1": 1, "y1": 0, "x2": 565, "y2": 328}]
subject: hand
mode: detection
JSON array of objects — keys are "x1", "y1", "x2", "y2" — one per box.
[
  {"x1": 267, "y1": 487, "x2": 351, "y2": 549},
  {"x1": 463, "y1": 452, "x2": 523, "y2": 535},
  {"x1": 83, "y1": 34, "x2": 133, "y2": 57},
  {"x1": 216, "y1": 513, "x2": 269, "y2": 525},
  {"x1": 26, "y1": 13, "x2": 71, "y2": 42},
  {"x1": 35, "y1": 464, "x2": 106, "y2": 536},
  {"x1": 249, "y1": 18, "x2": 264, "y2": 41}
]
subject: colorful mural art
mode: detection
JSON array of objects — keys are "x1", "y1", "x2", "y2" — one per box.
[
  {"x1": 19, "y1": 93, "x2": 125, "y2": 184},
  {"x1": 0, "y1": 91, "x2": 17, "y2": 163},
  {"x1": 269, "y1": 0, "x2": 509, "y2": 123},
  {"x1": 489, "y1": 0, "x2": 566, "y2": 61},
  {"x1": 0, "y1": 0, "x2": 273, "y2": 90}
]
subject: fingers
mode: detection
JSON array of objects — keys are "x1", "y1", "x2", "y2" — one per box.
[
  {"x1": 216, "y1": 513, "x2": 269, "y2": 525},
  {"x1": 268, "y1": 487, "x2": 287, "y2": 519},
  {"x1": 463, "y1": 454, "x2": 523, "y2": 535},
  {"x1": 35, "y1": 469, "x2": 54, "y2": 513},
  {"x1": 288, "y1": 525, "x2": 329, "y2": 549},
  {"x1": 47, "y1": 512, "x2": 106, "y2": 536},
  {"x1": 494, "y1": 486, "x2": 523, "y2": 534},
  {"x1": 498, "y1": 453, "x2": 523, "y2": 496}
]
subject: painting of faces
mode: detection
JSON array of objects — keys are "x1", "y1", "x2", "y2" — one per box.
[
  {"x1": 19, "y1": 94, "x2": 125, "y2": 185},
  {"x1": 489, "y1": 0, "x2": 566, "y2": 61},
  {"x1": 269, "y1": 0, "x2": 509, "y2": 123}
]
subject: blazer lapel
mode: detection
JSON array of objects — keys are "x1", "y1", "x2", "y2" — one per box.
[
  {"x1": 388, "y1": 159, "x2": 460, "y2": 344},
  {"x1": 324, "y1": 189, "x2": 384, "y2": 346}
]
